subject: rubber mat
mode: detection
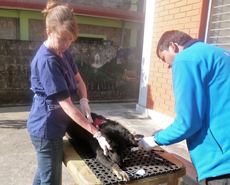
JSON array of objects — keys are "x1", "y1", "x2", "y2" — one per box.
[{"x1": 69, "y1": 139, "x2": 181, "y2": 185}]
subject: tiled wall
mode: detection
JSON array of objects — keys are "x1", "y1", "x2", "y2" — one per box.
[{"x1": 147, "y1": 0, "x2": 204, "y2": 117}]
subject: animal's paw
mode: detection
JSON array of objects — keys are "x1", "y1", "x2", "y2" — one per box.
[{"x1": 111, "y1": 164, "x2": 130, "y2": 182}]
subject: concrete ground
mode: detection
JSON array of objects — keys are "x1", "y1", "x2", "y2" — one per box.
[{"x1": 0, "y1": 102, "x2": 205, "y2": 185}]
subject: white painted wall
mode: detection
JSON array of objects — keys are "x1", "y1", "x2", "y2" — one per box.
[
  {"x1": 136, "y1": 0, "x2": 174, "y2": 127},
  {"x1": 138, "y1": 0, "x2": 155, "y2": 107}
]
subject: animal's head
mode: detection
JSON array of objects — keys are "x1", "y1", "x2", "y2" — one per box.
[{"x1": 100, "y1": 121, "x2": 138, "y2": 166}]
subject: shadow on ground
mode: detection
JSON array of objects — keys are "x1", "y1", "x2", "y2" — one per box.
[{"x1": 0, "y1": 120, "x2": 27, "y2": 130}]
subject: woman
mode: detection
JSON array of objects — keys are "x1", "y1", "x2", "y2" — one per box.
[{"x1": 27, "y1": 1, "x2": 111, "y2": 184}]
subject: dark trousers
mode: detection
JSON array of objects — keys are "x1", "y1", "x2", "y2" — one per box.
[
  {"x1": 30, "y1": 135, "x2": 63, "y2": 185},
  {"x1": 206, "y1": 174, "x2": 230, "y2": 185}
]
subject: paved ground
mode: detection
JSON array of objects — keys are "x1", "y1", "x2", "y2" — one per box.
[{"x1": 0, "y1": 102, "x2": 205, "y2": 185}]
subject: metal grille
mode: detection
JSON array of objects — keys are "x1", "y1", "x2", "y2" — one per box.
[
  {"x1": 206, "y1": 0, "x2": 230, "y2": 51},
  {"x1": 69, "y1": 139, "x2": 181, "y2": 185}
]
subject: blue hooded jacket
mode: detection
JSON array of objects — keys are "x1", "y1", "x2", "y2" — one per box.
[{"x1": 155, "y1": 41, "x2": 230, "y2": 181}]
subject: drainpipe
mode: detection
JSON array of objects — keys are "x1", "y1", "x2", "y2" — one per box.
[
  {"x1": 120, "y1": 20, "x2": 125, "y2": 46},
  {"x1": 204, "y1": 0, "x2": 213, "y2": 43}
]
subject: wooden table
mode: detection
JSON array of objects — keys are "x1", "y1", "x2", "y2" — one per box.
[{"x1": 62, "y1": 136, "x2": 186, "y2": 185}]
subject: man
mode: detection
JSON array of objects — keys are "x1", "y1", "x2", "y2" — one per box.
[{"x1": 138, "y1": 30, "x2": 230, "y2": 185}]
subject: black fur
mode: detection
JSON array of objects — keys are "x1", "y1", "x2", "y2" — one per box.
[{"x1": 66, "y1": 112, "x2": 138, "y2": 181}]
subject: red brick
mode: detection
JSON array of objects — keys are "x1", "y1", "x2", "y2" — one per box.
[
  {"x1": 165, "y1": 3, "x2": 175, "y2": 10},
  {"x1": 154, "y1": 82, "x2": 162, "y2": 88},
  {"x1": 179, "y1": 17, "x2": 191, "y2": 24},
  {"x1": 154, "y1": 72, "x2": 163, "y2": 78},
  {"x1": 191, "y1": 15, "x2": 200, "y2": 22},
  {"x1": 163, "y1": 25, "x2": 173, "y2": 31},
  {"x1": 169, "y1": 106, "x2": 176, "y2": 113},
  {"x1": 189, "y1": 28, "x2": 199, "y2": 34},
  {"x1": 175, "y1": 0, "x2": 187, "y2": 8},
  {"x1": 159, "y1": 103, "x2": 169, "y2": 110},
  {"x1": 155, "y1": 16, "x2": 164, "y2": 22},
  {"x1": 154, "y1": 62, "x2": 164, "y2": 68},
  {"x1": 192, "y1": 2, "x2": 202, "y2": 9},
  {"x1": 165, "y1": 99, "x2": 175, "y2": 107},
  {"x1": 157, "y1": 97, "x2": 165, "y2": 104},
  {"x1": 163, "y1": 73, "x2": 173, "y2": 79},
  {"x1": 166, "y1": 90, "x2": 174, "y2": 96},
  {"x1": 154, "y1": 107, "x2": 164, "y2": 114},
  {"x1": 174, "y1": 12, "x2": 186, "y2": 19},
  {"x1": 158, "y1": 21, "x2": 169, "y2": 27},
  {"x1": 186, "y1": 9, "x2": 200, "y2": 16},
  {"x1": 152, "y1": 67, "x2": 159, "y2": 72},
  {"x1": 187, "y1": 0, "x2": 202, "y2": 4},
  {"x1": 161, "y1": 93, "x2": 171, "y2": 100},
  {"x1": 156, "y1": 0, "x2": 162, "y2": 3},
  {"x1": 185, "y1": 22, "x2": 198, "y2": 29},
  {"x1": 154, "y1": 27, "x2": 163, "y2": 33},
  {"x1": 172, "y1": 24, "x2": 185, "y2": 30},
  {"x1": 159, "y1": 10, "x2": 169, "y2": 17},
  {"x1": 154, "y1": 91, "x2": 161, "y2": 98},
  {"x1": 167, "y1": 19, "x2": 179, "y2": 26},
  {"x1": 162, "y1": 83, "x2": 172, "y2": 90},
  {"x1": 155, "y1": 6, "x2": 165, "y2": 13},
  {"x1": 164, "y1": 15, "x2": 174, "y2": 21},
  {"x1": 157, "y1": 87, "x2": 166, "y2": 94},
  {"x1": 155, "y1": 2, "x2": 160, "y2": 8},
  {"x1": 169, "y1": 8, "x2": 180, "y2": 14},
  {"x1": 159, "y1": 67, "x2": 169, "y2": 73},
  {"x1": 158, "y1": 78, "x2": 167, "y2": 84},
  {"x1": 170, "y1": 0, "x2": 181, "y2": 2},
  {"x1": 160, "y1": 0, "x2": 170, "y2": 6},
  {"x1": 149, "y1": 76, "x2": 158, "y2": 82},
  {"x1": 152, "y1": 86, "x2": 157, "y2": 92},
  {"x1": 180, "y1": 5, "x2": 192, "y2": 12},
  {"x1": 190, "y1": 33, "x2": 198, "y2": 38}
]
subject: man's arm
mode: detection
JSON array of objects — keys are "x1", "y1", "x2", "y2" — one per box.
[{"x1": 155, "y1": 60, "x2": 207, "y2": 145}]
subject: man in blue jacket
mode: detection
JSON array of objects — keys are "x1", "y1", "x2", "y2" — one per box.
[{"x1": 138, "y1": 30, "x2": 230, "y2": 185}]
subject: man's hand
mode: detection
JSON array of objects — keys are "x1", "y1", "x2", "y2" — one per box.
[
  {"x1": 79, "y1": 98, "x2": 93, "y2": 123},
  {"x1": 138, "y1": 136, "x2": 158, "y2": 151},
  {"x1": 93, "y1": 132, "x2": 112, "y2": 155}
]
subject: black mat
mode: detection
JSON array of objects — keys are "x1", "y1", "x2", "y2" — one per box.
[{"x1": 69, "y1": 139, "x2": 181, "y2": 185}]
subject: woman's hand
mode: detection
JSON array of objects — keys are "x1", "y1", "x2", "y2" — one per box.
[
  {"x1": 79, "y1": 98, "x2": 93, "y2": 123},
  {"x1": 93, "y1": 132, "x2": 112, "y2": 155}
]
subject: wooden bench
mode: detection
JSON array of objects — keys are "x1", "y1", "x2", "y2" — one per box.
[{"x1": 63, "y1": 136, "x2": 186, "y2": 185}]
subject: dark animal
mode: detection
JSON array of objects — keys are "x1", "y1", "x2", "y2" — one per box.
[{"x1": 66, "y1": 112, "x2": 138, "y2": 181}]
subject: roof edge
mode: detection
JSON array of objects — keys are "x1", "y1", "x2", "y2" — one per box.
[{"x1": 0, "y1": 1, "x2": 145, "y2": 23}]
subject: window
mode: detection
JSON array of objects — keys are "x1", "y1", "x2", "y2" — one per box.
[{"x1": 205, "y1": 0, "x2": 230, "y2": 51}]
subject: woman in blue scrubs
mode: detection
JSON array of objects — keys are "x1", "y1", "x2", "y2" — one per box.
[{"x1": 27, "y1": 1, "x2": 111, "y2": 184}]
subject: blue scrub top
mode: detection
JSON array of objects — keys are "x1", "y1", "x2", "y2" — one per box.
[{"x1": 27, "y1": 43, "x2": 78, "y2": 139}]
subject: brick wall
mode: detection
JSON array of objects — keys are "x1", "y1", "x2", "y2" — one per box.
[
  {"x1": 0, "y1": 39, "x2": 141, "y2": 105},
  {"x1": 147, "y1": 0, "x2": 204, "y2": 117}
]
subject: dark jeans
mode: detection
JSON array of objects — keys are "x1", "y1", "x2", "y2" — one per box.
[
  {"x1": 206, "y1": 174, "x2": 230, "y2": 185},
  {"x1": 30, "y1": 135, "x2": 63, "y2": 185}
]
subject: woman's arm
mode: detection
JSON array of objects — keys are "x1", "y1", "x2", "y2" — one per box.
[
  {"x1": 75, "y1": 73, "x2": 93, "y2": 123},
  {"x1": 59, "y1": 97, "x2": 111, "y2": 155},
  {"x1": 59, "y1": 97, "x2": 97, "y2": 135},
  {"x1": 75, "y1": 73, "x2": 87, "y2": 99}
]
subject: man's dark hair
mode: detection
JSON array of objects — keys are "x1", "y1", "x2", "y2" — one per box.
[{"x1": 156, "y1": 30, "x2": 192, "y2": 58}]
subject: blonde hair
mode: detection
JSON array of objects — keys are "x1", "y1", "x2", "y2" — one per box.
[{"x1": 42, "y1": 0, "x2": 78, "y2": 41}]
